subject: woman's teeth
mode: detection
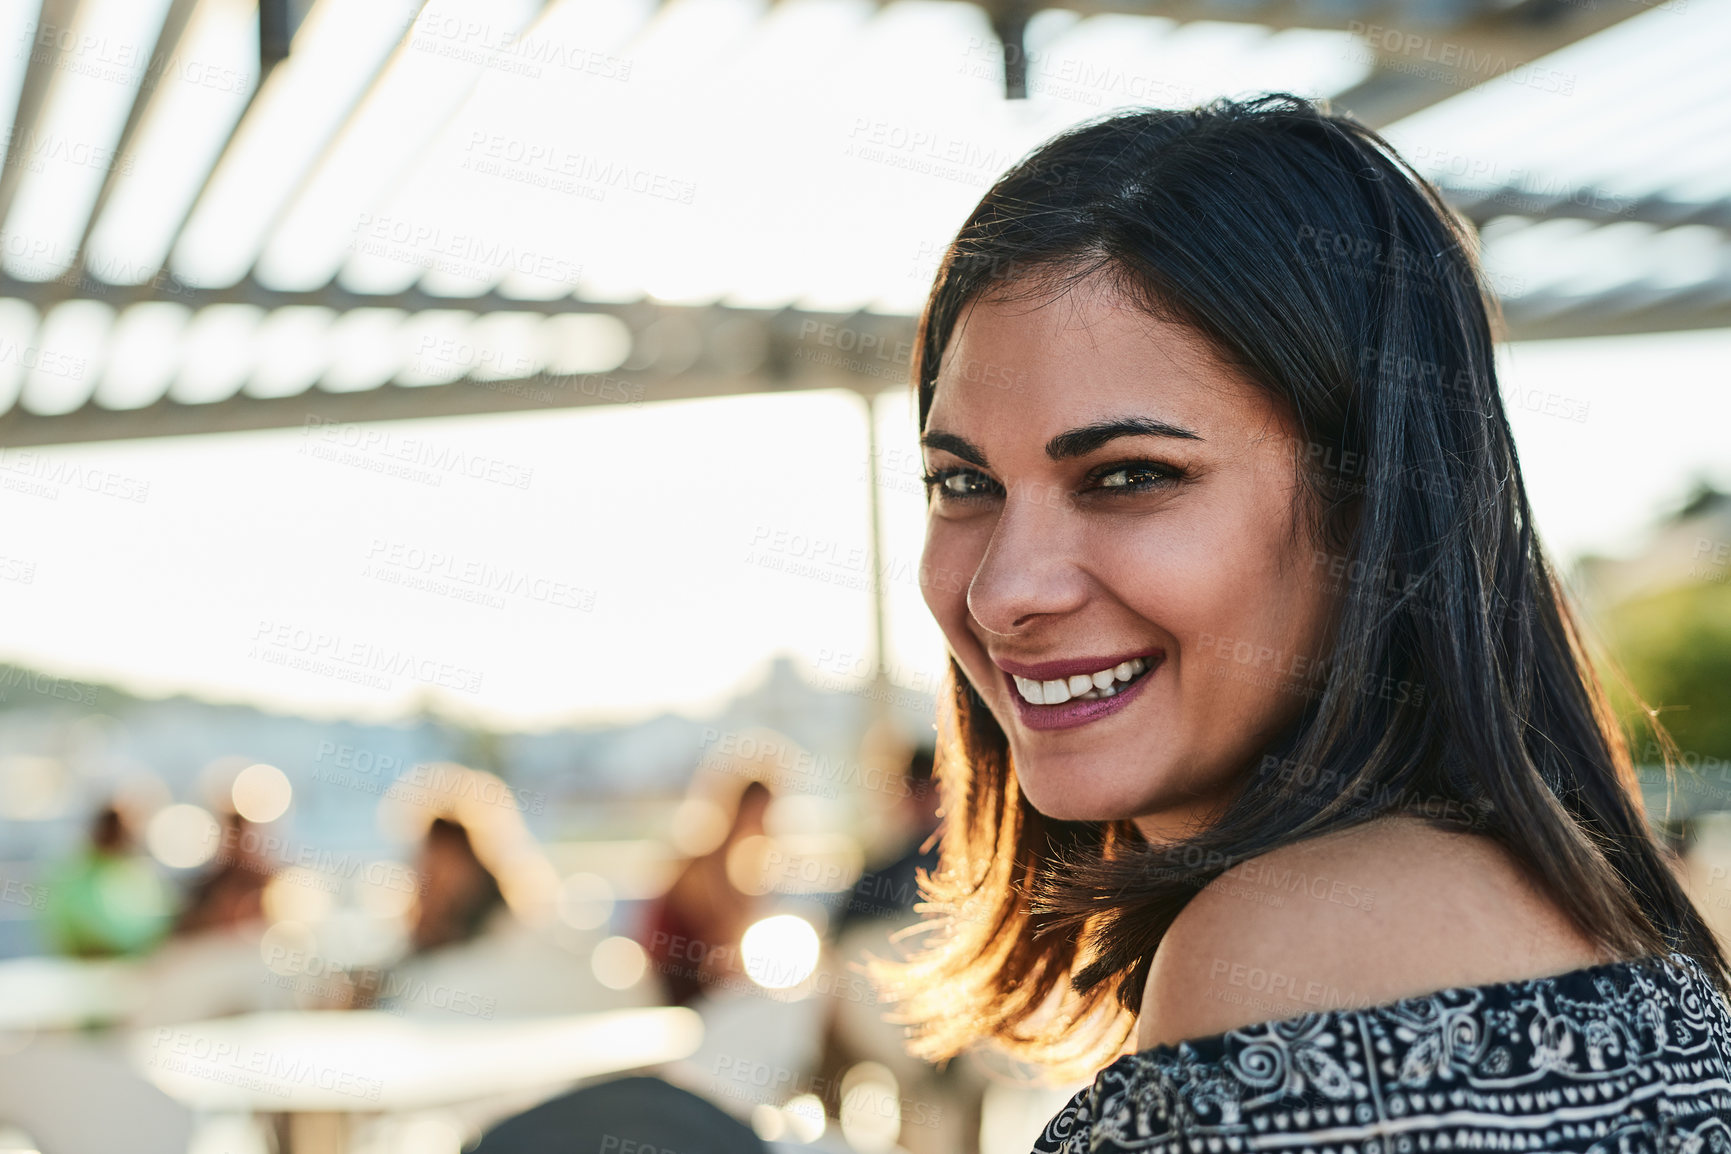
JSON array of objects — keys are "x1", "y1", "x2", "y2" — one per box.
[{"x1": 1013, "y1": 658, "x2": 1150, "y2": 705}]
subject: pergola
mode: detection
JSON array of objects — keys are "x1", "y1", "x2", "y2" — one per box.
[{"x1": 0, "y1": 0, "x2": 1719, "y2": 453}]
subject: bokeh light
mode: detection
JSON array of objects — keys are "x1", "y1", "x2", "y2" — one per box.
[
  {"x1": 0, "y1": 755, "x2": 68, "y2": 820},
  {"x1": 395, "y1": 1112, "x2": 467, "y2": 1154},
  {"x1": 261, "y1": 868, "x2": 335, "y2": 925},
  {"x1": 783, "y1": 1094, "x2": 827, "y2": 1143},
  {"x1": 230, "y1": 762, "x2": 293, "y2": 822},
  {"x1": 259, "y1": 920, "x2": 318, "y2": 978},
  {"x1": 554, "y1": 872, "x2": 615, "y2": 931},
  {"x1": 590, "y1": 935, "x2": 647, "y2": 991},
  {"x1": 840, "y1": 1062, "x2": 903, "y2": 1153},
  {"x1": 144, "y1": 803, "x2": 220, "y2": 869},
  {"x1": 740, "y1": 914, "x2": 821, "y2": 990},
  {"x1": 749, "y1": 1103, "x2": 785, "y2": 1142}
]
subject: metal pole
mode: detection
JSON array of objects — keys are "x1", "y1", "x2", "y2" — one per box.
[{"x1": 862, "y1": 389, "x2": 893, "y2": 730}]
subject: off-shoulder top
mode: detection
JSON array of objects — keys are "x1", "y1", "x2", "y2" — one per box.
[{"x1": 1035, "y1": 951, "x2": 1731, "y2": 1153}]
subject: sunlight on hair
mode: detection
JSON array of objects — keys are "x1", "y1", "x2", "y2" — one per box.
[
  {"x1": 373, "y1": 762, "x2": 561, "y2": 923},
  {"x1": 725, "y1": 833, "x2": 776, "y2": 896},
  {"x1": 670, "y1": 796, "x2": 730, "y2": 856}
]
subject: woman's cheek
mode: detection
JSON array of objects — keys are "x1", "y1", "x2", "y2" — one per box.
[
  {"x1": 921, "y1": 520, "x2": 984, "y2": 605},
  {"x1": 1101, "y1": 541, "x2": 1209, "y2": 638},
  {"x1": 918, "y1": 523, "x2": 952, "y2": 616}
]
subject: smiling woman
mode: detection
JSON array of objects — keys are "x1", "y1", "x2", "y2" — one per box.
[
  {"x1": 867, "y1": 94, "x2": 1731, "y2": 1151},
  {"x1": 919, "y1": 289, "x2": 1334, "y2": 840}
]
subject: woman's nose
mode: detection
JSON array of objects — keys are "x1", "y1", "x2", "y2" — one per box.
[{"x1": 964, "y1": 493, "x2": 1089, "y2": 636}]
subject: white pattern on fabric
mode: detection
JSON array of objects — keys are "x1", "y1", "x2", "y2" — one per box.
[{"x1": 1034, "y1": 951, "x2": 1731, "y2": 1153}]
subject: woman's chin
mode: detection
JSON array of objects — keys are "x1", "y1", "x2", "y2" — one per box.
[{"x1": 1016, "y1": 773, "x2": 1136, "y2": 824}]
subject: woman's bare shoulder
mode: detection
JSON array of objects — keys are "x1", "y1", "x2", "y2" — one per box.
[{"x1": 1135, "y1": 813, "x2": 1613, "y2": 1051}]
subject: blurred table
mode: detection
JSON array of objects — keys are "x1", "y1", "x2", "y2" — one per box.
[
  {"x1": 0, "y1": 955, "x2": 140, "y2": 1030},
  {"x1": 126, "y1": 1006, "x2": 704, "y2": 1152}
]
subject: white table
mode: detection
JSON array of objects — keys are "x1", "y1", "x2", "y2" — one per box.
[
  {"x1": 127, "y1": 1006, "x2": 704, "y2": 1151},
  {"x1": 0, "y1": 956, "x2": 140, "y2": 1031}
]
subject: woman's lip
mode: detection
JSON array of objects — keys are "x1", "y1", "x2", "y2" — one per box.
[
  {"x1": 993, "y1": 651, "x2": 1165, "y2": 682},
  {"x1": 1001, "y1": 657, "x2": 1161, "y2": 731}
]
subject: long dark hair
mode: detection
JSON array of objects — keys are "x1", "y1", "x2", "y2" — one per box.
[{"x1": 871, "y1": 93, "x2": 1727, "y2": 1075}]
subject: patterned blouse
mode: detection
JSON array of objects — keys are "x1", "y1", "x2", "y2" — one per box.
[{"x1": 1034, "y1": 951, "x2": 1731, "y2": 1153}]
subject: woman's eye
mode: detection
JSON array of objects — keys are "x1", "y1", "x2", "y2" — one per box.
[
  {"x1": 1093, "y1": 462, "x2": 1177, "y2": 490},
  {"x1": 921, "y1": 467, "x2": 999, "y2": 501}
]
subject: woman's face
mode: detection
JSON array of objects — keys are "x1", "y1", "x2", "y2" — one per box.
[{"x1": 919, "y1": 273, "x2": 1339, "y2": 841}]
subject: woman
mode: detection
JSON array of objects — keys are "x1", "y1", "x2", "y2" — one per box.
[
  {"x1": 642, "y1": 778, "x2": 774, "y2": 1004},
  {"x1": 406, "y1": 815, "x2": 507, "y2": 954},
  {"x1": 872, "y1": 94, "x2": 1731, "y2": 1149}
]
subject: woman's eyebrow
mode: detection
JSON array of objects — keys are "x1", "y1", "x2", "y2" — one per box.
[
  {"x1": 919, "y1": 431, "x2": 988, "y2": 466},
  {"x1": 1045, "y1": 417, "x2": 1203, "y2": 459}
]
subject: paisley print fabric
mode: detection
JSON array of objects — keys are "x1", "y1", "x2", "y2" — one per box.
[{"x1": 1034, "y1": 951, "x2": 1731, "y2": 1153}]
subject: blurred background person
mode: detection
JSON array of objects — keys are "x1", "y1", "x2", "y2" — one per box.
[
  {"x1": 641, "y1": 778, "x2": 773, "y2": 1005},
  {"x1": 818, "y1": 744, "x2": 990, "y2": 1154},
  {"x1": 131, "y1": 797, "x2": 301, "y2": 1026},
  {"x1": 41, "y1": 804, "x2": 171, "y2": 959},
  {"x1": 348, "y1": 810, "x2": 514, "y2": 1013},
  {"x1": 834, "y1": 745, "x2": 939, "y2": 932},
  {"x1": 171, "y1": 809, "x2": 273, "y2": 937},
  {"x1": 405, "y1": 814, "x2": 508, "y2": 954},
  {"x1": 355, "y1": 766, "x2": 654, "y2": 1024},
  {"x1": 649, "y1": 743, "x2": 837, "y2": 1134},
  {"x1": 0, "y1": 0, "x2": 1723, "y2": 1148}
]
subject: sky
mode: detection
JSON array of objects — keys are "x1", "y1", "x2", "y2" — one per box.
[
  {"x1": 0, "y1": 386, "x2": 934, "y2": 728},
  {"x1": 0, "y1": 0, "x2": 1725, "y2": 731},
  {"x1": 1, "y1": 327, "x2": 1728, "y2": 732}
]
